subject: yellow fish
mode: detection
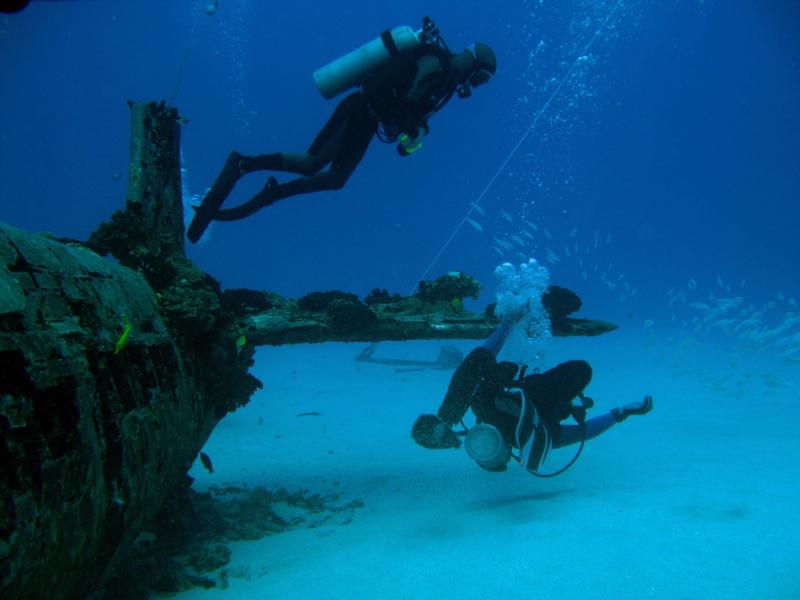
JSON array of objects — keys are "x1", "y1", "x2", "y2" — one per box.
[
  {"x1": 235, "y1": 334, "x2": 247, "y2": 356},
  {"x1": 115, "y1": 315, "x2": 132, "y2": 355}
]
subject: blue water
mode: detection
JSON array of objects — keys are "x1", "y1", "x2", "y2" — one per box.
[
  {"x1": 3, "y1": 1, "x2": 797, "y2": 308},
  {"x1": 1, "y1": 0, "x2": 799, "y2": 597}
]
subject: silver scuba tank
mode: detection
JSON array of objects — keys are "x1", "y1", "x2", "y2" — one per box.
[
  {"x1": 313, "y1": 25, "x2": 421, "y2": 99},
  {"x1": 465, "y1": 423, "x2": 511, "y2": 471}
]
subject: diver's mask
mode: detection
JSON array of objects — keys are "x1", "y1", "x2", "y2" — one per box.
[
  {"x1": 457, "y1": 69, "x2": 492, "y2": 98},
  {"x1": 456, "y1": 42, "x2": 496, "y2": 98}
]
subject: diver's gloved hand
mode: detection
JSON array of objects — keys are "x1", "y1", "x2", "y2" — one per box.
[
  {"x1": 611, "y1": 395, "x2": 654, "y2": 422},
  {"x1": 411, "y1": 414, "x2": 461, "y2": 449}
]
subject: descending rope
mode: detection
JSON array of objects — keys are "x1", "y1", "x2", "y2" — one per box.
[
  {"x1": 168, "y1": 47, "x2": 192, "y2": 106},
  {"x1": 411, "y1": 0, "x2": 625, "y2": 292}
]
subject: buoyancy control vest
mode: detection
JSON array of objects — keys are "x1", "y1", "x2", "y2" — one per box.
[
  {"x1": 360, "y1": 43, "x2": 456, "y2": 140},
  {"x1": 312, "y1": 18, "x2": 458, "y2": 142}
]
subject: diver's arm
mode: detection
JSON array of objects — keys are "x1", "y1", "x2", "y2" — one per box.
[
  {"x1": 412, "y1": 344, "x2": 498, "y2": 450},
  {"x1": 392, "y1": 54, "x2": 442, "y2": 139},
  {"x1": 437, "y1": 347, "x2": 496, "y2": 425},
  {"x1": 482, "y1": 321, "x2": 513, "y2": 357},
  {"x1": 405, "y1": 54, "x2": 442, "y2": 102}
]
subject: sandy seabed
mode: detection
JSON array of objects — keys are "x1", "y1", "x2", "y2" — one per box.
[{"x1": 171, "y1": 333, "x2": 800, "y2": 600}]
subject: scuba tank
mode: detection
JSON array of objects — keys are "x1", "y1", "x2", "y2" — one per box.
[
  {"x1": 464, "y1": 423, "x2": 511, "y2": 471},
  {"x1": 312, "y1": 17, "x2": 443, "y2": 99},
  {"x1": 313, "y1": 26, "x2": 421, "y2": 99}
]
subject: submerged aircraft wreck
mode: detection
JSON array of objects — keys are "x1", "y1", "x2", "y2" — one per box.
[{"x1": 0, "y1": 101, "x2": 616, "y2": 599}]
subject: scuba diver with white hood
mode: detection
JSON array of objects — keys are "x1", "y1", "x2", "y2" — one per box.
[
  {"x1": 411, "y1": 260, "x2": 653, "y2": 476},
  {"x1": 188, "y1": 17, "x2": 497, "y2": 243}
]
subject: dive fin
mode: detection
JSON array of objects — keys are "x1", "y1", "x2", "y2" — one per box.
[{"x1": 187, "y1": 152, "x2": 243, "y2": 243}]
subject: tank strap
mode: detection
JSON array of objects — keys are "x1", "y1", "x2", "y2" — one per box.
[{"x1": 380, "y1": 29, "x2": 400, "y2": 56}]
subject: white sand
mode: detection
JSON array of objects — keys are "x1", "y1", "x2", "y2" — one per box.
[{"x1": 175, "y1": 335, "x2": 800, "y2": 599}]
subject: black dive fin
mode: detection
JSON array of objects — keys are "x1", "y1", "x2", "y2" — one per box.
[{"x1": 187, "y1": 153, "x2": 242, "y2": 243}]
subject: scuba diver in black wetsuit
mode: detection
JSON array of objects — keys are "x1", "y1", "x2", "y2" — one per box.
[
  {"x1": 187, "y1": 17, "x2": 497, "y2": 243},
  {"x1": 411, "y1": 322, "x2": 653, "y2": 476}
]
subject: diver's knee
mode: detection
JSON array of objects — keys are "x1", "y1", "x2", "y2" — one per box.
[
  {"x1": 295, "y1": 153, "x2": 323, "y2": 176},
  {"x1": 299, "y1": 162, "x2": 322, "y2": 177},
  {"x1": 327, "y1": 176, "x2": 347, "y2": 191}
]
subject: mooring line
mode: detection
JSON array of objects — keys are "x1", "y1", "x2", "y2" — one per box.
[{"x1": 411, "y1": 0, "x2": 625, "y2": 292}]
